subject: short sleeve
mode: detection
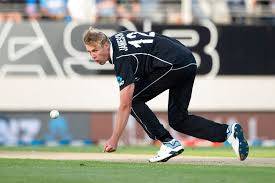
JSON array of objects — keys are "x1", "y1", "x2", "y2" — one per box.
[{"x1": 114, "y1": 57, "x2": 135, "y2": 91}]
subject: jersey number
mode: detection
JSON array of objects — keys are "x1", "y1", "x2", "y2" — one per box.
[{"x1": 126, "y1": 32, "x2": 155, "y2": 48}]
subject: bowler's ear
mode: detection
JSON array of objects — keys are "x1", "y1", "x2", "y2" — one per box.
[{"x1": 104, "y1": 42, "x2": 110, "y2": 49}]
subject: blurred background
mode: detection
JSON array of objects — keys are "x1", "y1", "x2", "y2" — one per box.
[{"x1": 0, "y1": 0, "x2": 274, "y2": 148}]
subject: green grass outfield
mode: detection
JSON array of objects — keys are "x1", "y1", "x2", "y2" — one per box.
[
  {"x1": 0, "y1": 159, "x2": 274, "y2": 183},
  {"x1": 0, "y1": 146, "x2": 275, "y2": 183}
]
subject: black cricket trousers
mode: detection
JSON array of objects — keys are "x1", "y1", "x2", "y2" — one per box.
[{"x1": 130, "y1": 63, "x2": 228, "y2": 142}]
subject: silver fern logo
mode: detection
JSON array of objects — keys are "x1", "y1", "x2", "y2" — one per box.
[{"x1": 116, "y1": 76, "x2": 125, "y2": 86}]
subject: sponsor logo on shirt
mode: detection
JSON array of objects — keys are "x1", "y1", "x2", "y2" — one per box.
[
  {"x1": 115, "y1": 33, "x2": 128, "y2": 51},
  {"x1": 116, "y1": 76, "x2": 125, "y2": 86}
]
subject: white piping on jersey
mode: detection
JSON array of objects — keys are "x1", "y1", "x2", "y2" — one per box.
[
  {"x1": 171, "y1": 63, "x2": 197, "y2": 70},
  {"x1": 116, "y1": 53, "x2": 173, "y2": 66},
  {"x1": 117, "y1": 53, "x2": 173, "y2": 99},
  {"x1": 116, "y1": 53, "x2": 173, "y2": 99},
  {"x1": 132, "y1": 55, "x2": 139, "y2": 74},
  {"x1": 133, "y1": 66, "x2": 172, "y2": 99},
  {"x1": 131, "y1": 107, "x2": 155, "y2": 139},
  {"x1": 133, "y1": 63, "x2": 197, "y2": 99},
  {"x1": 116, "y1": 52, "x2": 196, "y2": 99}
]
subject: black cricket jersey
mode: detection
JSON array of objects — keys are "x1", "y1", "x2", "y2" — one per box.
[{"x1": 109, "y1": 31, "x2": 196, "y2": 90}]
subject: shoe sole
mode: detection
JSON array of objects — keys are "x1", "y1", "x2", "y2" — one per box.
[
  {"x1": 234, "y1": 124, "x2": 249, "y2": 161},
  {"x1": 160, "y1": 148, "x2": 185, "y2": 162}
]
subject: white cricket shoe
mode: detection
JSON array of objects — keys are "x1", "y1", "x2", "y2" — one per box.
[
  {"x1": 149, "y1": 139, "x2": 184, "y2": 163},
  {"x1": 227, "y1": 123, "x2": 249, "y2": 161}
]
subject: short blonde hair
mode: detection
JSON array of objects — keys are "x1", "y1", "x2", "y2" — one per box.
[{"x1": 83, "y1": 27, "x2": 109, "y2": 47}]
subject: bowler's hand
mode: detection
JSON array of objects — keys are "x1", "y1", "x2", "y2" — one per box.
[{"x1": 104, "y1": 137, "x2": 118, "y2": 153}]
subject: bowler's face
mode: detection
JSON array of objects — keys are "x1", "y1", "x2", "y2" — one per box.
[{"x1": 85, "y1": 43, "x2": 110, "y2": 65}]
